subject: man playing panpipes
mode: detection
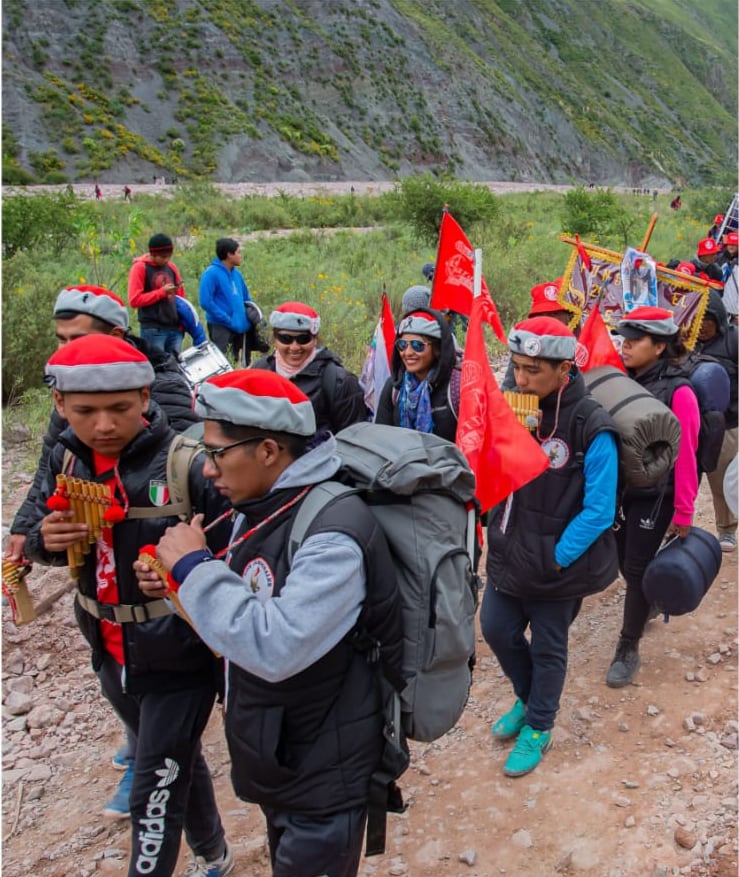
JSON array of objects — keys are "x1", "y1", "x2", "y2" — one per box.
[{"x1": 24, "y1": 335, "x2": 235, "y2": 877}]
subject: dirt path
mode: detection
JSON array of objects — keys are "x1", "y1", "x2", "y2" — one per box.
[
  {"x1": 2, "y1": 447, "x2": 736, "y2": 877},
  {"x1": 4, "y1": 179, "x2": 658, "y2": 202}
]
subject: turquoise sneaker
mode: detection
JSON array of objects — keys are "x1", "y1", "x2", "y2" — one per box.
[
  {"x1": 491, "y1": 698, "x2": 526, "y2": 741},
  {"x1": 503, "y1": 725, "x2": 552, "y2": 777},
  {"x1": 103, "y1": 763, "x2": 133, "y2": 819}
]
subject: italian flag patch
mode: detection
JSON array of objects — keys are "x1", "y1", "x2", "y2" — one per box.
[{"x1": 149, "y1": 481, "x2": 170, "y2": 507}]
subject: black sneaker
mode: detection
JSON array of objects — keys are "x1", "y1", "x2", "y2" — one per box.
[{"x1": 606, "y1": 638, "x2": 641, "y2": 688}]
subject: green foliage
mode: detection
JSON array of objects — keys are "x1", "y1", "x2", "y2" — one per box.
[
  {"x1": 2, "y1": 190, "x2": 85, "y2": 258},
  {"x1": 1, "y1": 251, "x2": 63, "y2": 401},
  {"x1": 559, "y1": 187, "x2": 654, "y2": 248},
  {"x1": 76, "y1": 208, "x2": 145, "y2": 292},
  {"x1": 1, "y1": 184, "x2": 719, "y2": 404},
  {"x1": 395, "y1": 174, "x2": 501, "y2": 245}
]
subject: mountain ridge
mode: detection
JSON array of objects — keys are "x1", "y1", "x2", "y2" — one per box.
[{"x1": 2, "y1": 0, "x2": 737, "y2": 187}]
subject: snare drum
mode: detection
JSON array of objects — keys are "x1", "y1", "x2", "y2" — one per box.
[{"x1": 178, "y1": 342, "x2": 233, "y2": 388}]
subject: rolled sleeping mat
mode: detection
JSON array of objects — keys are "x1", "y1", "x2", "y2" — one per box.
[
  {"x1": 642, "y1": 527, "x2": 722, "y2": 616},
  {"x1": 582, "y1": 366, "x2": 681, "y2": 489}
]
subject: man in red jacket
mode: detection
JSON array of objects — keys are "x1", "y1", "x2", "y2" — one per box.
[{"x1": 128, "y1": 233, "x2": 186, "y2": 355}]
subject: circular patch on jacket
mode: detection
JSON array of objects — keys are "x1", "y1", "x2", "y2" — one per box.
[
  {"x1": 523, "y1": 337, "x2": 542, "y2": 356},
  {"x1": 540, "y1": 437, "x2": 570, "y2": 469},
  {"x1": 240, "y1": 557, "x2": 274, "y2": 603}
]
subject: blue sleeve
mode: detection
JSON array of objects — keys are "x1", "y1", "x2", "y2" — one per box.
[
  {"x1": 199, "y1": 269, "x2": 227, "y2": 323},
  {"x1": 554, "y1": 430, "x2": 618, "y2": 568}
]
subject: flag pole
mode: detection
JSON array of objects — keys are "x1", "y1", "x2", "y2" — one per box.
[
  {"x1": 473, "y1": 248, "x2": 482, "y2": 299},
  {"x1": 640, "y1": 212, "x2": 658, "y2": 252}
]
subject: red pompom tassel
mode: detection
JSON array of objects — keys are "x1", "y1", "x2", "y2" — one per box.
[
  {"x1": 103, "y1": 501, "x2": 125, "y2": 524},
  {"x1": 47, "y1": 494, "x2": 70, "y2": 512},
  {"x1": 139, "y1": 544, "x2": 157, "y2": 557}
]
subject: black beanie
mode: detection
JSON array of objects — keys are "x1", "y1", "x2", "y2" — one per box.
[{"x1": 148, "y1": 232, "x2": 173, "y2": 253}]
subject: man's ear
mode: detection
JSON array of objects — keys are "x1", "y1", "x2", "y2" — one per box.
[
  {"x1": 53, "y1": 389, "x2": 66, "y2": 418},
  {"x1": 260, "y1": 438, "x2": 285, "y2": 467},
  {"x1": 139, "y1": 387, "x2": 151, "y2": 410},
  {"x1": 110, "y1": 326, "x2": 126, "y2": 339}
]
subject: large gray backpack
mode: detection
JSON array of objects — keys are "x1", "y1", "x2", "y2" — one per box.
[{"x1": 288, "y1": 421, "x2": 480, "y2": 743}]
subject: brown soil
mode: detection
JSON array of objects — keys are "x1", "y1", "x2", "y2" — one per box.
[{"x1": 2, "y1": 449, "x2": 737, "y2": 877}]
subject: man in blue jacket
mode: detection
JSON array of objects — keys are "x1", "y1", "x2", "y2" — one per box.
[{"x1": 199, "y1": 238, "x2": 255, "y2": 365}]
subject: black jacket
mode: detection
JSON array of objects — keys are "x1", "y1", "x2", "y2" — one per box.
[
  {"x1": 251, "y1": 348, "x2": 369, "y2": 433},
  {"x1": 224, "y1": 486, "x2": 402, "y2": 813},
  {"x1": 24, "y1": 403, "x2": 230, "y2": 694},
  {"x1": 375, "y1": 308, "x2": 460, "y2": 442},
  {"x1": 487, "y1": 371, "x2": 618, "y2": 600},
  {"x1": 11, "y1": 333, "x2": 199, "y2": 538}
]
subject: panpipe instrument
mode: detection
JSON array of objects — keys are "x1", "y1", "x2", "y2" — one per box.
[
  {"x1": 49, "y1": 474, "x2": 114, "y2": 579},
  {"x1": 2, "y1": 556, "x2": 36, "y2": 625},
  {"x1": 503, "y1": 391, "x2": 541, "y2": 431},
  {"x1": 137, "y1": 546, "x2": 220, "y2": 657}
]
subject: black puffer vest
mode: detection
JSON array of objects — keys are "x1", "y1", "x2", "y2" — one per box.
[
  {"x1": 138, "y1": 262, "x2": 179, "y2": 328},
  {"x1": 487, "y1": 371, "x2": 618, "y2": 600},
  {"x1": 225, "y1": 485, "x2": 401, "y2": 814}
]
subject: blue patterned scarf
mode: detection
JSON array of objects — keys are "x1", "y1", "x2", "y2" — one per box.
[{"x1": 398, "y1": 371, "x2": 435, "y2": 433}]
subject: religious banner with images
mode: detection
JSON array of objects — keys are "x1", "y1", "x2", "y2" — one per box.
[{"x1": 557, "y1": 237, "x2": 718, "y2": 350}]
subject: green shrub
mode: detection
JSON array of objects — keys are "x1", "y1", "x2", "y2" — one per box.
[
  {"x1": 395, "y1": 173, "x2": 500, "y2": 244},
  {"x1": 2, "y1": 190, "x2": 86, "y2": 258},
  {"x1": 560, "y1": 186, "x2": 662, "y2": 250}
]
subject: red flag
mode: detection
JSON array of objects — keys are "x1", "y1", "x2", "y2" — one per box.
[
  {"x1": 455, "y1": 295, "x2": 550, "y2": 513},
  {"x1": 577, "y1": 305, "x2": 626, "y2": 373},
  {"x1": 430, "y1": 211, "x2": 506, "y2": 342},
  {"x1": 574, "y1": 233, "x2": 592, "y2": 271}
]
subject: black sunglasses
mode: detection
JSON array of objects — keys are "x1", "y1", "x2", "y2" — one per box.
[
  {"x1": 274, "y1": 331, "x2": 314, "y2": 345},
  {"x1": 396, "y1": 339, "x2": 431, "y2": 353},
  {"x1": 200, "y1": 436, "x2": 267, "y2": 466}
]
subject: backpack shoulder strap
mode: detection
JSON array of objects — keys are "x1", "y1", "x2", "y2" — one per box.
[
  {"x1": 287, "y1": 481, "x2": 355, "y2": 565},
  {"x1": 126, "y1": 434, "x2": 200, "y2": 521},
  {"x1": 321, "y1": 360, "x2": 340, "y2": 400},
  {"x1": 448, "y1": 365, "x2": 462, "y2": 420}
]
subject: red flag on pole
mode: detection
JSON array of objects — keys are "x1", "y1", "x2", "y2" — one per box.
[
  {"x1": 455, "y1": 295, "x2": 550, "y2": 513},
  {"x1": 430, "y1": 211, "x2": 506, "y2": 342},
  {"x1": 577, "y1": 305, "x2": 626, "y2": 373}
]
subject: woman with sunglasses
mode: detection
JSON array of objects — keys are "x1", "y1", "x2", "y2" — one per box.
[
  {"x1": 251, "y1": 301, "x2": 369, "y2": 433},
  {"x1": 375, "y1": 308, "x2": 460, "y2": 441}
]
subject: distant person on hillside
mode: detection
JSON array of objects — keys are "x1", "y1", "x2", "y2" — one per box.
[
  {"x1": 127, "y1": 233, "x2": 186, "y2": 355},
  {"x1": 199, "y1": 238, "x2": 260, "y2": 365},
  {"x1": 123, "y1": 185, "x2": 132, "y2": 202},
  {"x1": 670, "y1": 195, "x2": 681, "y2": 210},
  {"x1": 94, "y1": 183, "x2": 102, "y2": 201}
]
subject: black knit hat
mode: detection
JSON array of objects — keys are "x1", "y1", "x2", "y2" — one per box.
[{"x1": 148, "y1": 233, "x2": 173, "y2": 254}]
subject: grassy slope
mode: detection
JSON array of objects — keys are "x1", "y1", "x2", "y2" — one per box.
[{"x1": 1, "y1": 0, "x2": 736, "y2": 184}]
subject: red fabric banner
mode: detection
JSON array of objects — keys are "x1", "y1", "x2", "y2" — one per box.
[
  {"x1": 430, "y1": 211, "x2": 506, "y2": 342},
  {"x1": 576, "y1": 305, "x2": 626, "y2": 373},
  {"x1": 455, "y1": 295, "x2": 549, "y2": 513}
]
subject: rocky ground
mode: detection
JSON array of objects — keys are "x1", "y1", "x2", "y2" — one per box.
[{"x1": 2, "y1": 436, "x2": 737, "y2": 877}]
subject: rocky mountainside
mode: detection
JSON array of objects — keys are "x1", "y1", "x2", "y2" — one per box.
[{"x1": 2, "y1": 0, "x2": 737, "y2": 187}]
